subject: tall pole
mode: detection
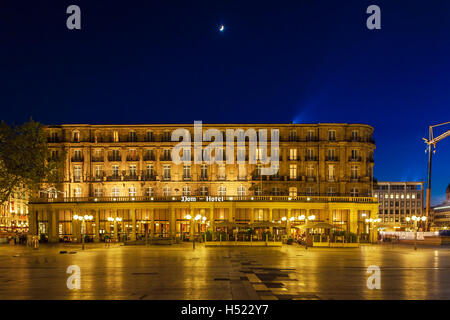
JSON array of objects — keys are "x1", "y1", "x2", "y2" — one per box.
[
  {"x1": 423, "y1": 122, "x2": 450, "y2": 231},
  {"x1": 425, "y1": 143, "x2": 432, "y2": 232},
  {"x1": 414, "y1": 220, "x2": 417, "y2": 251},
  {"x1": 81, "y1": 220, "x2": 85, "y2": 250}
]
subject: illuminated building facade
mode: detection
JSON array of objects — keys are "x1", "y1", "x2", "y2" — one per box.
[
  {"x1": 373, "y1": 181, "x2": 425, "y2": 229},
  {"x1": 29, "y1": 123, "x2": 379, "y2": 242},
  {"x1": 432, "y1": 184, "x2": 450, "y2": 230},
  {"x1": 0, "y1": 186, "x2": 29, "y2": 234}
]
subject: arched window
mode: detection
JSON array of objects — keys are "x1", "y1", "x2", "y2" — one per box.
[
  {"x1": 289, "y1": 187, "x2": 297, "y2": 197},
  {"x1": 72, "y1": 130, "x2": 80, "y2": 142}
]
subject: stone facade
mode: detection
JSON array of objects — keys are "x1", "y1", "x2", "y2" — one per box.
[{"x1": 29, "y1": 123, "x2": 379, "y2": 243}]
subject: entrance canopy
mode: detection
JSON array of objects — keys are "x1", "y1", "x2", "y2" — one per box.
[
  {"x1": 249, "y1": 221, "x2": 280, "y2": 228},
  {"x1": 296, "y1": 222, "x2": 343, "y2": 229},
  {"x1": 215, "y1": 221, "x2": 248, "y2": 228}
]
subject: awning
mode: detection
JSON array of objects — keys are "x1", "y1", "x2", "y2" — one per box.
[
  {"x1": 250, "y1": 221, "x2": 280, "y2": 228},
  {"x1": 298, "y1": 222, "x2": 343, "y2": 229},
  {"x1": 215, "y1": 221, "x2": 248, "y2": 228}
]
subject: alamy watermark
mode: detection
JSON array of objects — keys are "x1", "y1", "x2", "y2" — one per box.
[
  {"x1": 171, "y1": 121, "x2": 279, "y2": 176},
  {"x1": 66, "y1": 265, "x2": 81, "y2": 290}
]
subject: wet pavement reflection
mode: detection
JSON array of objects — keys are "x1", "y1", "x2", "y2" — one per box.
[{"x1": 0, "y1": 243, "x2": 449, "y2": 300}]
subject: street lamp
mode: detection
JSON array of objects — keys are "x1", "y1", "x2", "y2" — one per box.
[
  {"x1": 365, "y1": 218, "x2": 381, "y2": 244},
  {"x1": 184, "y1": 213, "x2": 207, "y2": 249},
  {"x1": 407, "y1": 215, "x2": 427, "y2": 250},
  {"x1": 73, "y1": 214, "x2": 93, "y2": 250},
  {"x1": 107, "y1": 216, "x2": 122, "y2": 241}
]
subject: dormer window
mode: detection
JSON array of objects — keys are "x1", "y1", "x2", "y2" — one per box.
[
  {"x1": 289, "y1": 130, "x2": 297, "y2": 141},
  {"x1": 113, "y1": 130, "x2": 119, "y2": 142},
  {"x1": 51, "y1": 132, "x2": 59, "y2": 142},
  {"x1": 73, "y1": 131, "x2": 80, "y2": 142},
  {"x1": 163, "y1": 131, "x2": 171, "y2": 142},
  {"x1": 328, "y1": 130, "x2": 336, "y2": 141},
  {"x1": 129, "y1": 131, "x2": 137, "y2": 142}
]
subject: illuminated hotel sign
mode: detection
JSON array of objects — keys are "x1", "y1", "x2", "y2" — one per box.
[{"x1": 181, "y1": 196, "x2": 224, "y2": 202}]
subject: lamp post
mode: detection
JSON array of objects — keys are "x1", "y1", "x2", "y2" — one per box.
[
  {"x1": 407, "y1": 215, "x2": 427, "y2": 250},
  {"x1": 73, "y1": 214, "x2": 93, "y2": 250},
  {"x1": 365, "y1": 218, "x2": 381, "y2": 244},
  {"x1": 185, "y1": 214, "x2": 206, "y2": 249},
  {"x1": 107, "y1": 216, "x2": 123, "y2": 242},
  {"x1": 184, "y1": 214, "x2": 194, "y2": 249}
]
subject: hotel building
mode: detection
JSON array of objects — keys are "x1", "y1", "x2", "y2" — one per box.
[
  {"x1": 373, "y1": 181, "x2": 425, "y2": 229},
  {"x1": 29, "y1": 123, "x2": 379, "y2": 243}
]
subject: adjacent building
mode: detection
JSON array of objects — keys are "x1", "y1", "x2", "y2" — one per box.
[
  {"x1": 0, "y1": 186, "x2": 29, "y2": 234},
  {"x1": 373, "y1": 181, "x2": 425, "y2": 229},
  {"x1": 431, "y1": 184, "x2": 450, "y2": 230},
  {"x1": 29, "y1": 123, "x2": 379, "y2": 242}
]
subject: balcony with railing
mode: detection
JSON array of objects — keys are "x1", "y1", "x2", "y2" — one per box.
[
  {"x1": 349, "y1": 137, "x2": 362, "y2": 142},
  {"x1": 160, "y1": 155, "x2": 172, "y2": 161},
  {"x1": 31, "y1": 194, "x2": 378, "y2": 204},
  {"x1": 143, "y1": 154, "x2": 156, "y2": 161},
  {"x1": 108, "y1": 155, "x2": 122, "y2": 162},
  {"x1": 124, "y1": 173, "x2": 139, "y2": 181},
  {"x1": 142, "y1": 172, "x2": 157, "y2": 181},
  {"x1": 269, "y1": 175, "x2": 284, "y2": 181},
  {"x1": 326, "y1": 156, "x2": 339, "y2": 162},
  {"x1": 91, "y1": 156, "x2": 104, "y2": 162},
  {"x1": 306, "y1": 136, "x2": 319, "y2": 142},
  {"x1": 306, "y1": 176, "x2": 316, "y2": 182},
  {"x1": 305, "y1": 156, "x2": 318, "y2": 161},
  {"x1": 349, "y1": 156, "x2": 362, "y2": 162},
  {"x1": 71, "y1": 156, "x2": 84, "y2": 162},
  {"x1": 106, "y1": 171, "x2": 122, "y2": 181},
  {"x1": 91, "y1": 173, "x2": 105, "y2": 181},
  {"x1": 126, "y1": 155, "x2": 140, "y2": 161}
]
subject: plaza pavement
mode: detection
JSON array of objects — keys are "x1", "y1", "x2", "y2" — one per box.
[{"x1": 0, "y1": 242, "x2": 449, "y2": 300}]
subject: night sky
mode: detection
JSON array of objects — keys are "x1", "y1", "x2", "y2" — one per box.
[{"x1": 1, "y1": 1, "x2": 449, "y2": 204}]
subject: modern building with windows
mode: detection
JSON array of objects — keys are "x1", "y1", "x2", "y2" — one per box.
[
  {"x1": 29, "y1": 123, "x2": 379, "y2": 242},
  {"x1": 431, "y1": 184, "x2": 450, "y2": 230},
  {"x1": 373, "y1": 181, "x2": 425, "y2": 229}
]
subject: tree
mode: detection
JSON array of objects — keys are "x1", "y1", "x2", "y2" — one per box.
[{"x1": 0, "y1": 119, "x2": 64, "y2": 203}]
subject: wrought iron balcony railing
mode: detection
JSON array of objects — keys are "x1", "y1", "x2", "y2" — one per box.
[{"x1": 30, "y1": 195, "x2": 378, "y2": 204}]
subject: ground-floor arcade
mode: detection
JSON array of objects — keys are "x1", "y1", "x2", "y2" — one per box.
[{"x1": 28, "y1": 196, "x2": 379, "y2": 243}]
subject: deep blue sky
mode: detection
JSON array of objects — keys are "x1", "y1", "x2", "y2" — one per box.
[{"x1": 1, "y1": 1, "x2": 449, "y2": 204}]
